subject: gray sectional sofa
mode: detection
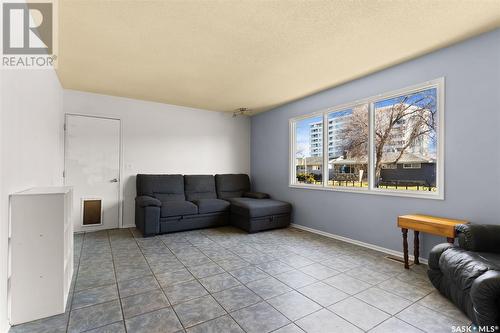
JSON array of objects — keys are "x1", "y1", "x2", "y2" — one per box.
[{"x1": 135, "y1": 174, "x2": 291, "y2": 236}]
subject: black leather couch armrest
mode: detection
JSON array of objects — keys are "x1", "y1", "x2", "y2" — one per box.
[
  {"x1": 428, "y1": 243, "x2": 455, "y2": 270},
  {"x1": 456, "y1": 224, "x2": 500, "y2": 253},
  {"x1": 136, "y1": 195, "x2": 162, "y2": 208},
  {"x1": 470, "y1": 270, "x2": 500, "y2": 326},
  {"x1": 242, "y1": 191, "x2": 270, "y2": 199}
]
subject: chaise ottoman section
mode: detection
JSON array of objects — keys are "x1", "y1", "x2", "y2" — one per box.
[{"x1": 227, "y1": 197, "x2": 291, "y2": 233}]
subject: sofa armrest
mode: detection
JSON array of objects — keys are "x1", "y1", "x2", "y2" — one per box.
[
  {"x1": 135, "y1": 201, "x2": 160, "y2": 237},
  {"x1": 470, "y1": 270, "x2": 500, "y2": 326},
  {"x1": 242, "y1": 191, "x2": 270, "y2": 199},
  {"x1": 428, "y1": 243, "x2": 455, "y2": 270},
  {"x1": 456, "y1": 224, "x2": 500, "y2": 253},
  {"x1": 136, "y1": 195, "x2": 161, "y2": 208}
]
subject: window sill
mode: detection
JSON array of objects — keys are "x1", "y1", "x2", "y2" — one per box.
[{"x1": 288, "y1": 184, "x2": 444, "y2": 200}]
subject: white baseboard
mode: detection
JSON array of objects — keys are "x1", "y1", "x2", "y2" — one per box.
[{"x1": 290, "y1": 223, "x2": 428, "y2": 265}]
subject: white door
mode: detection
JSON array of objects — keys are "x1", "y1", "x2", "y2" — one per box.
[{"x1": 64, "y1": 114, "x2": 121, "y2": 232}]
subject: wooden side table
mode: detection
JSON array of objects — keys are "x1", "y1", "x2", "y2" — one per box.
[{"x1": 397, "y1": 214, "x2": 469, "y2": 269}]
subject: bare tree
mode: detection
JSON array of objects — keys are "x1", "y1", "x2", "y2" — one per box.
[
  {"x1": 341, "y1": 92, "x2": 437, "y2": 184},
  {"x1": 342, "y1": 104, "x2": 369, "y2": 159}
]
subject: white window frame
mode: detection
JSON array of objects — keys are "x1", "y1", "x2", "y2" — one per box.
[{"x1": 289, "y1": 77, "x2": 445, "y2": 200}]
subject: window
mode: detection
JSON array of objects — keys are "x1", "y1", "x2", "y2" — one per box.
[
  {"x1": 292, "y1": 115, "x2": 323, "y2": 185},
  {"x1": 289, "y1": 78, "x2": 443, "y2": 199},
  {"x1": 374, "y1": 87, "x2": 438, "y2": 193},
  {"x1": 381, "y1": 164, "x2": 397, "y2": 169},
  {"x1": 403, "y1": 163, "x2": 422, "y2": 169},
  {"x1": 327, "y1": 105, "x2": 369, "y2": 188}
]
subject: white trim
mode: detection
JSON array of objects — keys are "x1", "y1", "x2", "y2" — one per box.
[
  {"x1": 289, "y1": 184, "x2": 440, "y2": 200},
  {"x1": 290, "y1": 223, "x2": 428, "y2": 265},
  {"x1": 289, "y1": 119, "x2": 295, "y2": 186},
  {"x1": 322, "y1": 112, "x2": 328, "y2": 187},
  {"x1": 288, "y1": 77, "x2": 445, "y2": 200},
  {"x1": 368, "y1": 100, "x2": 375, "y2": 190}
]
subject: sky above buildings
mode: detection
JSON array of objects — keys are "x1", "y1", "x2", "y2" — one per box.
[{"x1": 296, "y1": 115, "x2": 322, "y2": 158}]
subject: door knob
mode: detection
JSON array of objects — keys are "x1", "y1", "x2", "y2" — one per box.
[{"x1": 110, "y1": 178, "x2": 119, "y2": 183}]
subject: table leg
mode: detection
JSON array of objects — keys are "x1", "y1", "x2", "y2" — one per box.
[
  {"x1": 402, "y1": 228, "x2": 409, "y2": 269},
  {"x1": 414, "y1": 231, "x2": 420, "y2": 265},
  {"x1": 447, "y1": 237, "x2": 454, "y2": 244}
]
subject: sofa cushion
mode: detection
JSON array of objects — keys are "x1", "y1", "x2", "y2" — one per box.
[
  {"x1": 227, "y1": 197, "x2": 291, "y2": 218},
  {"x1": 439, "y1": 247, "x2": 500, "y2": 290},
  {"x1": 137, "y1": 174, "x2": 185, "y2": 201},
  {"x1": 192, "y1": 199, "x2": 230, "y2": 214},
  {"x1": 215, "y1": 174, "x2": 250, "y2": 199},
  {"x1": 160, "y1": 201, "x2": 198, "y2": 217},
  {"x1": 243, "y1": 191, "x2": 270, "y2": 199},
  {"x1": 185, "y1": 175, "x2": 217, "y2": 201}
]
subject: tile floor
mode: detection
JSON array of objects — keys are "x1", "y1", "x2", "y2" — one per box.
[{"x1": 9, "y1": 226, "x2": 471, "y2": 333}]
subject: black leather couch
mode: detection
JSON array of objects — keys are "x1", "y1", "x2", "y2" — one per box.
[
  {"x1": 428, "y1": 224, "x2": 500, "y2": 326},
  {"x1": 135, "y1": 174, "x2": 291, "y2": 236}
]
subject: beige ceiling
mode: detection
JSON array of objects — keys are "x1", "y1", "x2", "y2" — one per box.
[{"x1": 58, "y1": 0, "x2": 500, "y2": 114}]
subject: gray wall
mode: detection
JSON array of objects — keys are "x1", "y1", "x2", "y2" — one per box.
[{"x1": 251, "y1": 29, "x2": 500, "y2": 258}]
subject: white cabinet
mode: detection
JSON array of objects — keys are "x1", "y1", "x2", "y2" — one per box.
[{"x1": 8, "y1": 187, "x2": 73, "y2": 325}]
